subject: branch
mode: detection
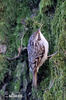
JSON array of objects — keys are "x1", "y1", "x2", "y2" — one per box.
[
  {"x1": 6, "y1": 47, "x2": 27, "y2": 61},
  {"x1": 44, "y1": 78, "x2": 55, "y2": 93},
  {"x1": 47, "y1": 51, "x2": 58, "y2": 59},
  {"x1": 6, "y1": 55, "x2": 20, "y2": 61}
]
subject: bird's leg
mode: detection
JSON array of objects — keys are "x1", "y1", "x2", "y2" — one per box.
[{"x1": 33, "y1": 69, "x2": 37, "y2": 88}]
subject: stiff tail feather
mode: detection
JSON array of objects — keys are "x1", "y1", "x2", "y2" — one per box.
[{"x1": 33, "y1": 70, "x2": 37, "y2": 88}]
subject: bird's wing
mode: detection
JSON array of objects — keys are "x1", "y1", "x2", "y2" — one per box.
[{"x1": 27, "y1": 40, "x2": 45, "y2": 71}]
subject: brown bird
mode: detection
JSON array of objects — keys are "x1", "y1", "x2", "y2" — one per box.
[{"x1": 27, "y1": 29, "x2": 49, "y2": 88}]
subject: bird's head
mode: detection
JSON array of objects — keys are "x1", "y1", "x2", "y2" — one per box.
[{"x1": 36, "y1": 28, "x2": 41, "y2": 40}]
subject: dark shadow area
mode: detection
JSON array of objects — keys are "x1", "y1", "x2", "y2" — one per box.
[{"x1": 37, "y1": 60, "x2": 51, "y2": 86}]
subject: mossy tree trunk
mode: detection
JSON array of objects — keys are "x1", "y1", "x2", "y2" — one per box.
[{"x1": 0, "y1": 0, "x2": 66, "y2": 100}]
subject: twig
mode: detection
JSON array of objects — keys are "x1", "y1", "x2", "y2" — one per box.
[
  {"x1": 6, "y1": 55, "x2": 20, "y2": 61},
  {"x1": 47, "y1": 51, "x2": 58, "y2": 59},
  {"x1": 40, "y1": 23, "x2": 43, "y2": 30},
  {"x1": 2, "y1": 83, "x2": 8, "y2": 91},
  {"x1": 48, "y1": 79, "x2": 55, "y2": 90},
  {"x1": 6, "y1": 47, "x2": 27, "y2": 61},
  {"x1": 33, "y1": 20, "x2": 43, "y2": 30},
  {"x1": 44, "y1": 78, "x2": 55, "y2": 93}
]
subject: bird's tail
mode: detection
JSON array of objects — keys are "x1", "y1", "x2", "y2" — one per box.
[{"x1": 33, "y1": 69, "x2": 37, "y2": 88}]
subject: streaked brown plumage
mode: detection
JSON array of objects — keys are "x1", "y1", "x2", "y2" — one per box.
[{"x1": 27, "y1": 29, "x2": 49, "y2": 87}]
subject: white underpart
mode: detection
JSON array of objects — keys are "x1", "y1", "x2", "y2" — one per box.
[{"x1": 37, "y1": 31, "x2": 49, "y2": 72}]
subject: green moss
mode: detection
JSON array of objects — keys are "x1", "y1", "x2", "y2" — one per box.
[
  {"x1": 59, "y1": 33, "x2": 66, "y2": 57},
  {"x1": 0, "y1": 20, "x2": 6, "y2": 44},
  {"x1": 0, "y1": 55, "x2": 8, "y2": 83},
  {"x1": 51, "y1": 1, "x2": 66, "y2": 51},
  {"x1": 7, "y1": 63, "x2": 22, "y2": 93},
  {"x1": 43, "y1": 90, "x2": 54, "y2": 100},
  {"x1": 39, "y1": 0, "x2": 53, "y2": 14},
  {"x1": 0, "y1": 89, "x2": 4, "y2": 97},
  {"x1": 42, "y1": 1, "x2": 66, "y2": 100}
]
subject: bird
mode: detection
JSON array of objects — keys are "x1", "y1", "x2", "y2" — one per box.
[{"x1": 27, "y1": 28, "x2": 49, "y2": 88}]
